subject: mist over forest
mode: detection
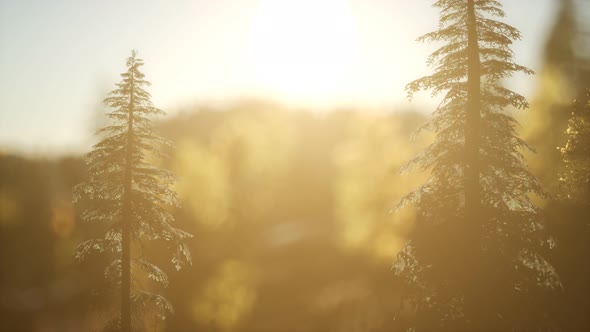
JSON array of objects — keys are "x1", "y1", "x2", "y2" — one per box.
[{"x1": 1, "y1": 0, "x2": 589, "y2": 331}]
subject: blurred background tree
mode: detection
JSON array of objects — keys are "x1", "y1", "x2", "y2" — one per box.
[
  {"x1": 520, "y1": 0, "x2": 590, "y2": 330},
  {"x1": 560, "y1": 89, "x2": 590, "y2": 205},
  {"x1": 0, "y1": 102, "x2": 427, "y2": 331},
  {"x1": 521, "y1": 0, "x2": 590, "y2": 193}
]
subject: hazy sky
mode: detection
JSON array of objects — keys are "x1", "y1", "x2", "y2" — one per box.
[{"x1": 0, "y1": 0, "x2": 556, "y2": 154}]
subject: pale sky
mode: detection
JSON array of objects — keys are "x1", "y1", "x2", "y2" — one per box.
[{"x1": 0, "y1": 0, "x2": 556, "y2": 155}]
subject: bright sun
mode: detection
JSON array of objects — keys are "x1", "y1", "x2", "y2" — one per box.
[{"x1": 249, "y1": 0, "x2": 359, "y2": 103}]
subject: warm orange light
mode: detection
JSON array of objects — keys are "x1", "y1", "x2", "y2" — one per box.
[{"x1": 249, "y1": 0, "x2": 359, "y2": 102}]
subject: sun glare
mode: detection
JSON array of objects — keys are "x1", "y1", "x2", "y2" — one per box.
[{"x1": 249, "y1": 0, "x2": 359, "y2": 103}]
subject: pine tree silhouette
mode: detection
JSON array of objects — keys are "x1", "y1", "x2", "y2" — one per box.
[
  {"x1": 395, "y1": 1, "x2": 561, "y2": 330},
  {"x1": 73, "y1": 51, "x2": 192, "y2": 332}
]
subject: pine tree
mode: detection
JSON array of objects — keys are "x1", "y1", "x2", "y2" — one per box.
[
  {"x1": 560, "y1": 88, "x2": 590, "y2": 208},
  {"x1": 395, "y1": 1, "x2": 561, "y2": 330},
  {"x1": 557, "y1": 0, "x2": 590, "y2": 206},
  {"x1": 552, "y1": 87, "x2": 590, "y2": 332},
  {"x1": 73, "y1": 51, "x2": 192, "y2": 332}
]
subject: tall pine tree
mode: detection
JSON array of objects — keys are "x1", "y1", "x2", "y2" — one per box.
[
  {"x1": 74, "y1": 51, "x2": 192, "y2": 332},
  {"x1": 395, "y1": 1, "x2": 561, "y2": 330}
]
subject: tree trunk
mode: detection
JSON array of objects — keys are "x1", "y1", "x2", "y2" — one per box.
[
  {"x1": 121, "y1": 73, "x2": 135, "y2": 332},
  {"x1": 464, "y1": 0, "x2": 483, "y2": 328}
]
